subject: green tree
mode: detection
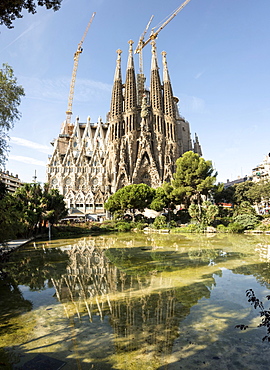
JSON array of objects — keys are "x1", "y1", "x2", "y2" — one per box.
[
  {"x1": 233, "y1": 200, "x2": 256, "y2": 217},
  {"x1": 188, "y1": 201, "x2": 219, "y2": 226},
  {"x1": 150, "y1": 182, "x2": 173, "y2": 211},
  {"x1": 260, "y1": 181, "x2": 270, "y2": 200},
  {"x1": 42, "y1": 183, "x2": 68, "y2": 226},
  {"x1": 246, "y1": 182, "x2": 263, "y2": 204},
  {"x1": 105, "y1": 184, "x2": 155, "y2": 220},
  {"x1": 233, "y1": 181, "x2": 256, "y2": 205},
  {"x1": 15, "y1": 183, "x2": 44, "y2": 235},
  {"x1": 245, "y1": 181, "x2": 270, "y2": 213},
  {"x1": 12, "y1": 182, "x2": 68, "y2": 236},
  {"x1": 233, "y1": 214, "x2": 259, "y2": 230},
  {"x1": 0, "y1": 0, "x2": 62, "y2": 28},
  {"x1": 0, "y1": 63, "x2": 24, "y2": 167},
  {"x1": 0, "y1": 180, "x2": 8, "y2": 200},
  {"x1": 213, "y1": 183, "x2": 235, "y2": 205},
  {"x1": 0, "y1": 192, "x2": 25, "y2": 242},
  {"x1": 171, "y1": 151, "x2": 217, "y2": 208}
]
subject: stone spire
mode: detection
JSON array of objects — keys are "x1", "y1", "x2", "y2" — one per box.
[
  {"x1": 110, "y1": 49, "x2": 123, "y2": 119},
  {"x1": 124, "y1": 40, "x2": 137, "y2": 113},
  {"x1": 162, "y1": 51, "x2": 175, "y2": 119},
  {"x1": 127, "y1": 39, "x2": 135, "y2": 69},
  {"x1": 150, "y1": 41, "x2": 163, "y2": 112},
  {"x1": 193, "y1": 133, "x2": 202, "y2": 156}
]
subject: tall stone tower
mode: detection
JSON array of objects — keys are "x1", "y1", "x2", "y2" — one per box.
[{"x1": 47, "y1": 40, "x2": 202, "y2": 216}]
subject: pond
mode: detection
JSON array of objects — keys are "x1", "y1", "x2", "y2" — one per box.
[{"x1": 1, "y1": 232, "x2": 270, "y2": 369}]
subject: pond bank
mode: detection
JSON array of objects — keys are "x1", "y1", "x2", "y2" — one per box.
[{"x1": 0, "y1": 238, "x2": 33, "y2": 260}]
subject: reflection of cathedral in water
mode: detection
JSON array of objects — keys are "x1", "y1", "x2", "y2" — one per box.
[
  {"x1": 51, "y1": 238, "x2": 189, "y2": 355},
  {"x1": 255, "y1": 243, "x2": 270, "y2": 261}
]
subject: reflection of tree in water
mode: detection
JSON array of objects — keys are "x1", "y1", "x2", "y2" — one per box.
[
  {"x1": 0, "y1": 272, "x2": 33, "y2": 330},
  {"x1": 233, "y1": 261, "x2": 270, "y2": 288},
  {"x1": 2, "y1": 244, "x2": 69, "y2": 290},
  {"x1": 0, "y1": 243, "x2": 69, "y2": 333},
  {"x1": 231, "y1": 241, "x2": 270, "y2": 287},
  {"x1": 52, "y1": 238, "x2": 216, "y2": 358}
]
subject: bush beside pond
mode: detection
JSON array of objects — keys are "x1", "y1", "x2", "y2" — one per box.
[{"x1": 49, "y1": 211, "x2": 270, "y2": 238}]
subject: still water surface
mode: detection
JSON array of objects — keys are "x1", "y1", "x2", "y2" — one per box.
[{"x1": 1, "y1": 232, "x2": 270, "y2": 369}]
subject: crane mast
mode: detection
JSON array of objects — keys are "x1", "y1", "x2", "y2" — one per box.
[
  {"x1": 135, "y1": 15, "x2": 154, "y2": 106},
  {"x1": 135, "y1": 15, "x2": 154, "y2": 74},
  {"x1": 65, "y1": 12, "x2": 96, "y2": 130},
  {"x1": 135, "y1": 0, "x2": 192, "y2": 54}
]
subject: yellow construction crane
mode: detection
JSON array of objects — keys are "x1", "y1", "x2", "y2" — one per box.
[
  {"x1": 134, "y1": 0, "x2": 192, "y2": 55},
  {"x1": 66, "y1": 12, "x2": 96, "y2": 127},
  {"x1": 135, "y1": 14, "x2": 154, "y2": 74}
]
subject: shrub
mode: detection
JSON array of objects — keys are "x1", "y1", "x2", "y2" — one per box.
[
  {"x1": 152, "y1": 215, "x2": 167, "y2": 229},
  {"x1": 215, "y1": 215, "x2": 233, "y2": 227},
  {"x1": 233, "y1": 214, "x2": 259, "y2": 230},
  {"x1": 113, "y1": 211, "x2": 124, "y2": 221},
  {"x1": 233, "y1": 201, "x2": 256, "y2": 217},
  {"x1": 175, "y1": 209, "x2": 191, "y2": 224},
  {"x1": 258, "y1": 223, "x2": 270, "y2": 231},
  {"x1": 171, "y1": 223, "x2": 201, "y2": 233},
  {"x1": 227, "y1": 222, "x2": 244, "y2": 233},
  {"x1": 99, "y1": 222, "x2": 116, "y2": 232},
  {"x1": 218, "y1": 206, "x2": 234, "y2": 218},
  {"x1": 134, "y1": 222, "x2": 148, "y2": 230},
  {"x1": 169, "y1": 220, "x2": 177, "y2": 228},
  {"x1": 216, "y1": 224, "x2": 228, "y2": 233},
  {"x1": 170, "y1": 227, "x2": 183, "y2": 233},
  {"x1": 188, "y1": 201, "x2": 219, "y2": 226},
  {"x1": 116, "y1": 222, "x2": 133, "y2": 232},
  {"x1": 90, "y1": 224, "x2": 101, "y2": 232},
  {"x1": 134, "y1": 214, "x2": 146, "y2": 222}
]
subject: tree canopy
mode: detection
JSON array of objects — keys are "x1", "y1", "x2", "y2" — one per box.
[
  {"x1": 42, "y1": 183, "x2": 68, "y2": 225},
  {"x1": 0, "y1": 182, "x2": 68, "y2": 242},
  {"x1": 0, "y1": 0, "x2": 62, "y2": 28},
  {"x1": 171, "y1": 151, "x2": 217, "y2": 207},
  {"x1": 104, "y1": 184, "x2": 155, "y2": 218},
  {"x1": 188, "y1": 201, "x2": 219, "y2": 226},
  {"x1": 233, "y1": 181, "x2": 257, "y2": 205},
  {"x1": 150, "y1": 182, "x2": 173, "y2": 211},
  {"x1": 212, "y1": 180, "x2": 268, "y2": 208},
  {"x1": 0, "y1": 63, "x2": 24, "y2": 167},
  {"x1": 212, "y1": 183, "x2": 235, "y2": 205},
  {"x1": 0, "y1": 190, "x2": 25, "y2": 242}
]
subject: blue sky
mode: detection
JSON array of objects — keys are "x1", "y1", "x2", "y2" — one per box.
[{"x1": 1, "y1": 0, "x2": 270, "y2": 184}]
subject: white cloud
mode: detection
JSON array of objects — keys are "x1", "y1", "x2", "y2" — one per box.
[
  {"x1": 8, "y1": 155, "x2": 46, "y2": 167},
  {"x1": 75, "y1": 78, "x2": 112, "y2": 102},
  {"x1": 194, "y1": 71, "x2": 205, "y2": 79},
  {"x1": 178, "y1": 94, "x2": 206, "y2": 113},
  {"x1": 190, "y1": 96, "x2": 205, "y2": 111},
  {"x1": 10, "y1": 137, "x2": 51, "y2": 154},
  {"x1": 20, "y1": 76, "x2": 112, "y2": 103},
  {"x1": 0, "y1": 22, "x2": 39, "y2": 52}
]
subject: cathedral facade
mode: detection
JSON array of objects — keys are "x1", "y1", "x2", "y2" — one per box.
[{"x1": 47, "y1": 40, "x2": 202, "y2": 216}]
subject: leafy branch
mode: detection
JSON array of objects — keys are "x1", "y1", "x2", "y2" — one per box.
[{"x1": 235, "y1": 289, "x2": 270, "y2": 342}]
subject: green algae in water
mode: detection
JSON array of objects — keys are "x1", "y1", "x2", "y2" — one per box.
[
  {"x1": 0, "y1": 310, "x2": 36, "y2": 368},
  {"x1": 1, "y1": 233, "x2": 270, "y2": 369}
]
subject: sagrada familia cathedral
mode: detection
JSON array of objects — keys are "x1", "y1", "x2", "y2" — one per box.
[{"x1": 47, "y1": 40, "x2": 202, "y2": 216}]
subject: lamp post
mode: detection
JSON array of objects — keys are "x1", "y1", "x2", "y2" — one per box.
[{"x1": 48, "y1": 222, "x2": 51, "y2": 241}]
